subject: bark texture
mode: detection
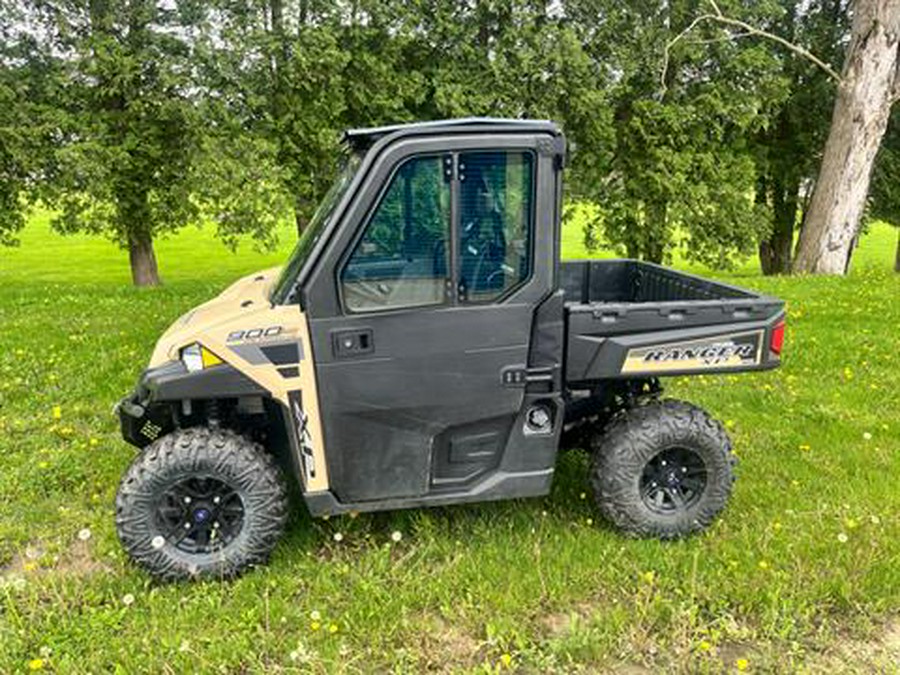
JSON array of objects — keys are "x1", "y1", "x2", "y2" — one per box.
[
  {"x1": 129, "y1": 234, "x2": 160, "y2": 286},
  {"x1": 794, "y1": 0, "x2": 900, "y2": 274}
]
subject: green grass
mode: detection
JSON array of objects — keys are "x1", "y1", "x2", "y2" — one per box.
[{"x1": 1, "y1": 213, "x2": 898, "y2": 673}]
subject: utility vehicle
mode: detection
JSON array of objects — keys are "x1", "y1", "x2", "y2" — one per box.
[{"x1": 116, "y1": 118, "x2": 786, "y2": 580}]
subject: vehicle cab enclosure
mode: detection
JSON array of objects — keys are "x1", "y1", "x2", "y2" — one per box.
[
  {"x1": 284, "y1": 119, "x2": 569, "y2": 513},
  {"x1": 120, "y1": 118, "x2": 784, "y2": 521}
]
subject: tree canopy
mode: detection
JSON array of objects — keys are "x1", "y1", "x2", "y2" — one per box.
[{"x1": 0, "y1": 0, "x2": 897, "y2": 284}]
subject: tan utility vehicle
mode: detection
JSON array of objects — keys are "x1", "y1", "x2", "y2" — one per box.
[{"x1": 116, "y1": 119, "x2": 785, "y2": 580}]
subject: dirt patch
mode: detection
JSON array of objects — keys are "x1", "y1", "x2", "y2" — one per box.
[
  {"x1": 539, "y1": 600, "x2": 603, "y2": 638},
  {"x1": 413, "y1": 612, "x2": 483, "y2": 672},
  {"x1": 806, "y1": 618, "x2": 900, "y2": 673},
  {"x1": 55, "y1": 539, "x2": 112, "y2": 576},
  {"x1": 0, "y1": 539, "x2": 111, "y2": 582}
]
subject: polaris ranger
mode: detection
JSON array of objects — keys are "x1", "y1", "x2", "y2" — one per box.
[{"x1": 115, "y1": 118, "x2": 786, "y2": 580}]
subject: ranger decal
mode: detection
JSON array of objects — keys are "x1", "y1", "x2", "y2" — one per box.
[{"x1": 621, "y1": 330, "x2": 763, "y2": 374}]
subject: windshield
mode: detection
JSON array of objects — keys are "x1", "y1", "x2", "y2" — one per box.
[{"x1": 271, "y1": 151, "x2": 362, "y2": 304}]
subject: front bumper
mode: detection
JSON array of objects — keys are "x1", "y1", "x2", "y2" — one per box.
[
  {"x1": 117, "y1": 360, "x2": 270, "y2": 448},
  {"x1": 118, "y1": 394, "x2": 174, "y2": 448},
  {"x1": 116, "y1": 361, "x2": 186, "y2": 448}
]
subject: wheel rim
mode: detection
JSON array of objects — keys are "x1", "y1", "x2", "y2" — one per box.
[
  {"x1": 639, "y1": 447, "x2": 707, "y2": 514},
  {"x1": 155, "y1": 476, "x2": 245, "y2": 554}
]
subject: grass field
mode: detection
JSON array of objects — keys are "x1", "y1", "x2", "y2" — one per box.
[{"x1": 0, "y1": 213, "x2": 898, "y2": 673}]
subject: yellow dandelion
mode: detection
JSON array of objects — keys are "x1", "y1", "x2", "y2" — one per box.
[
  {"x1": 699, "y1": 640, "x2": 711, "y2": 652},
  {"x1": 798, "y1": 444, "x2": 811, "y2": 452},
  {"x1": 757, "y1": 560, "x2": 769, "y2": 571},
  {"x1": 89, "y1": 438, "x2": 99, "y2": 447},
  {"x1": 310, "y1": 621, "x2": 321, "y2": 631},
  {"x1": 736, "y1": 658, "x2": 749, "y2": 671},
  {"x1": 640, "y1": 571, "x2": 656, "y2": 584},
  {"x1": 328, "y1": 623, "x2": 338, "y2": 634},
  {"x1": 500, "y1": 653, "x2": 512, "y2": 668},
  {"x1": 52, "y1": 406, "x2": 62, "y2": 420},
  {"x1": 28, "y1": 659, "x2": 44, "y2": 671}
]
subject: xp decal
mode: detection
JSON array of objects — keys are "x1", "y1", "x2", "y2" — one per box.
[
  {"x1": 288, "y1": 390, "x2": 317, "y2": 484},
  {"x1": 621, "y1": 330, "x2": 763, "y2": 374}
]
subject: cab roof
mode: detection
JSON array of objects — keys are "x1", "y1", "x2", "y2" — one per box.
[{"x1": 343, "y1": 117, "x2": 562, "y2": 151}]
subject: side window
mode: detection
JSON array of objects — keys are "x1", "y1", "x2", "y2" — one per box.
[
  {"x1": 341, "y1": 156, "x2": 450, "y2": 312},
  {"x1": 458, "y1": 151, "x2": 534, "y2": 302}
]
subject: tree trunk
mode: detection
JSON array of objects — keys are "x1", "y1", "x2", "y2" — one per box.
[
  {"x1": 794, "y1": 0, "x2": 900, "y2": 274},
  {"x1": 294, "y1": 209, "x2": 308, "y2": 237},
  {"x1": 644, "y1": 200, "x2": 667, "y2": 264},
  {"x1": 895, "y1": 227, "x2": 900, "y2": 272},
  {"x1": 760, "y1": 176, "x2": 800, "y2": 275},
  {"x1": 129, "y1": 233, "x2": 160, "y2": 287}
]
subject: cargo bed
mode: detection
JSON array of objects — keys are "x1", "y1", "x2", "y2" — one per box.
[{"x1": 561, "y1": 260, "x2": 785, "y2": 384}]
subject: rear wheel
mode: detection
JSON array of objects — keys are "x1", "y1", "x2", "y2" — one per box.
[
  {"x1": 116, "y1": 427, "x2": 288, "y2": 581},
  {"x1": 590, "y1": 399, "x2": 735, "y2": 539}
]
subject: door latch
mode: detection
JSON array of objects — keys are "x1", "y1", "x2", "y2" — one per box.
[{"x1": 332, "y1": 328, "x2": 374, "y2": 358}]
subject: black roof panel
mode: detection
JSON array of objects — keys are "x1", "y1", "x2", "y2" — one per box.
[{"x1": 344, "y1": 117, "x2": 561, "y2": 150}]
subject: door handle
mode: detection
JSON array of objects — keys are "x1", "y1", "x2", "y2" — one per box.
[{"x1": 332, "y1": 328, "x2": 374, "y2": 358}]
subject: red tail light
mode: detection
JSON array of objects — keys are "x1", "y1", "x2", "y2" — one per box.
[{"x1": 770, "y1": 320, "x2": 785, "y2": 355}]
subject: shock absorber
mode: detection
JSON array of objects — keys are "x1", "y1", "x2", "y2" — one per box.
[{"x1": 206, "y1": 399, "x2": 221, "y2": 428}]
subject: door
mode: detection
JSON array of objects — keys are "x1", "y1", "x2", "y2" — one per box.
[{"x1": 307, "y1": 140, "x2": 555, "y2": 503}]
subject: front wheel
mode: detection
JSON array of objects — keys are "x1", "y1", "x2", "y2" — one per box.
[
  {"x1": 590, "y1": 399, "x2": 735, "y2": 539},
  {"x1": 115, "y1": 427, "x2": 288, "y2": 581}
]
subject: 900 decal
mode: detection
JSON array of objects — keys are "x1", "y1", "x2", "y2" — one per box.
[{"x1": 226, "y1": 326, "x2": 282, "y2": 342}]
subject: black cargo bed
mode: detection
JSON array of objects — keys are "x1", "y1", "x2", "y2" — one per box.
[{"x1": 561, "y1": 260, "x2": 785, "y2": 384}]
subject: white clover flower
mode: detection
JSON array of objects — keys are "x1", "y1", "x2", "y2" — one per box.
[
  {"x1": 333, "y1": 532, "x2": 344, "y2": 543},
  {"x1": 863, "y1": 432, "x2": 872, "y2": 441},
  {"x1": 310, "y1": 610, "x2": 321, "y2": 621},
  {"x1": 151, "y1": 535, "x2": 165, "y2": 549},
  {"x1": 122, "y1": 593, "x2": 135, "y2": 606},
  {"x1": 390, "y1": 531, "x2": 402, "y2": 543},
  {"x1": 77, "y1": 528, "x2": 92, "y2": 541},
  {"x1": 837, "y1": 533, "x2": 849, "y2": 543}
]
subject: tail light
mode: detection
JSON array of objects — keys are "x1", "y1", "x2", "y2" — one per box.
[{"x1": 770, "y1": 319, "x2": 785, "y2": 355}]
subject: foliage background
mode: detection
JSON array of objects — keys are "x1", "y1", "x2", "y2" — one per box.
[{"x1": 1, "y1": 0, "x2": 895, "y2": 278}]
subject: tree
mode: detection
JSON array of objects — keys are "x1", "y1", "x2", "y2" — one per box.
[
  {"x1": 27, "y1": 1, "x2": 207, "y2": 285},
  {"x1": 752, "y1": 0, "x2": 848, "y2": 275},
  {"x1": 570, "y1": 0, "x2": 780, "y2": 267},
  {"x1": 794, "y1": 0, "x2": 900, "y2": 274},
  {"x1": 6, "y1": 1, "x2": 290, "y2": 286},
  {"x1": 0, "y1": 1, "x2": 59, "y2": 247}
]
